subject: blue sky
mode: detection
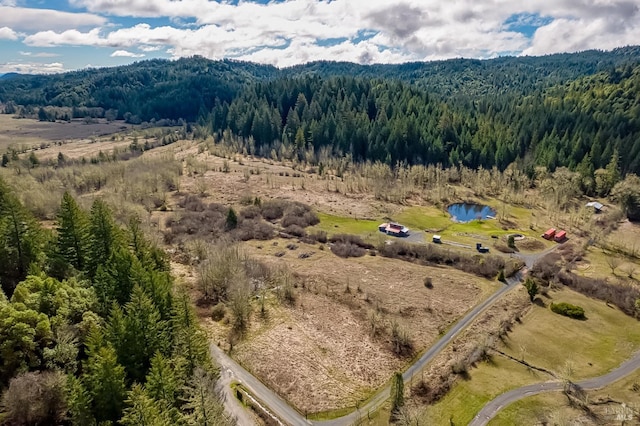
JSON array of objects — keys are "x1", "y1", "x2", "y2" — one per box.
[{"x1": 0, "y1": 0, "x2": 638, "y2": 74}]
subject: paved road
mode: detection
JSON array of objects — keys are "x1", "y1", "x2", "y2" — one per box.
[
  {"x1": 209, "y1": 243, "x2": 556, "y2": 426},
  {"x1": 470, "y1": 351, "x2": 640, "y2": 426},
  {"x1": 211, "y1": 344, "x2": 311, "y2": 426}
]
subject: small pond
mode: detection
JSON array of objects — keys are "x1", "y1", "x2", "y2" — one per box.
[{"x1": 447, "y1": 203, "x2": 496, "y2": 223}]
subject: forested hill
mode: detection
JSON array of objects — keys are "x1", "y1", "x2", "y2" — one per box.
[
  {"x1": 283, "y1": 46, "x2": 640, "y2": 97},
  {"x1": 1, "y1": 47, "x2": 639, "y2": 118},
  {"x1": 1, "y1": 47, "x2": 640, "y2": 175}
]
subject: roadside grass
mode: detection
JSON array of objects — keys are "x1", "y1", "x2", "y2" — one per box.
[
  {"x1": 419, "y1": 286, "x2": 640, "y2": 424},
  {"x1": 489, "y1": 369, "x2": 640, "y2": 425},
  {"x1": 420, "y1": 356, "x2": 546, "y2": 425}
]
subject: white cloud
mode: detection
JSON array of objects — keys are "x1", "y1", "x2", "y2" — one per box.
[
  {"x1": 16, "y1": 0, "x2": 640, "y2": 66},
  {"x1": 0, "y1": 61, "x2": 64, "y2": 74},
  {"x1": 0, "y1": 26, "x2": 17, "y2": 40},
  {"x1": 0, "y1": 6, "x2": 106, "y2": 32},
  {"x1": 110, "y1": 49, "x2": 145, "y2": 58},
  {"x1": 19, "y1": 51, "x2": 60, "y2": 57}
]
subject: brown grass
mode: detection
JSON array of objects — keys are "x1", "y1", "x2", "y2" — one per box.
[{"x1": 199, "y1": 239, "x2": 500, "y2": 413}]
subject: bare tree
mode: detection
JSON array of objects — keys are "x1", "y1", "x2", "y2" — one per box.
[{"x1": 605, "y1": 254, "x2": 622, "y2": 275}]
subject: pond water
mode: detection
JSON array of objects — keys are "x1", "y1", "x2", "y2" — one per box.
[{"x1": 447, "y1": 203, "x2": 496, "y2": 223}]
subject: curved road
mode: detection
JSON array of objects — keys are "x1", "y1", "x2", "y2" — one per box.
[
  {"x1": 209, "y1": 245, "x2": 556, "y2": 426},
  {"x1": 470, "y1": 350, "x2": 640, "y2": 426}
]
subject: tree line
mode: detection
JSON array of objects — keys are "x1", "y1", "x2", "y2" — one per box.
[
  {"x1": 1, "y1": 48, "x2": 640, "y2": 176},
  {"x1": 0, "y1": 180, "x2": 230, "y2": 425}
]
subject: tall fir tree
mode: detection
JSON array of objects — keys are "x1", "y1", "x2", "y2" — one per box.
[
  {"x1": 0, "y1": 178, "x2": 44, "y2": 296},
  {"x1": 87, "y1": 199, "x2": 121, "y2": 277},
  {"x1": 55, "y1": 192, "x2": 90, "y2": 274},
  {"x1": 84, "y1": 344, "x2": 126, "y2": 424}
]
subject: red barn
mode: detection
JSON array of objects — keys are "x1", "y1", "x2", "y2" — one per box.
[
  {"x1": 554, "y1": 230, "x2": 567, "y2": 242},
  {"x1": 542, "y1": 228, "x2": 556, "y2": 240}
]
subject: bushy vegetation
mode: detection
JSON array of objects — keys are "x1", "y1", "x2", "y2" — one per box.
[
  {"x1": 380, "y1": 241, "x2": 523, "y2": 279},
  {"x1": 550, "y1": 302, "x2": 586, "y2": 319},
  {"x1": 531, "y1": 250, "x2": 640, "y2": 317},
  {"x1": 0, "y1": 179, "x2": 230, "y2": 424}
]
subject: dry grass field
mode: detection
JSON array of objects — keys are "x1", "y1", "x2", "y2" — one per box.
[
  {"x1": 3, "y1": 121, "x2": 638, "y2": 421},
  {"x1": 0, "y1": 115, "x2": 132, "y2": 150},
  {"x1": 193, "y1": 239, "x2": 501, "y2": 413}
]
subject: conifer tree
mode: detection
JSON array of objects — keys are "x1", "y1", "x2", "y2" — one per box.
[
  {"x1": 0, "y1": 178, "x2": 44, "y2": 296},
  {"x1": 120, "y1": 384, "x2": 168, "y2": 426},
  {"x1": 146, "y1": 353, "x2": 181, "y2": 407},
  {"x1": 65, "y1": 375, "x2": 95, "y2": 426},
  {"x1": 87, "y1": 199, "x2": 121, "y2": 277},
  {"x1": 84, "y1": 344, "x2": 126, "y2": 424},
  {"x1": 172, "y1": 292, "x2": 211, "y2": 375},
  {"x1": 55, "y1": 192, "x2": 90, "y2": 273},
  {"x1": 120, "y1": 285, "x2": 169, "y2": 383},
  {"x1": 182, "y1": 368, "x2": 230, "y2": 426}
]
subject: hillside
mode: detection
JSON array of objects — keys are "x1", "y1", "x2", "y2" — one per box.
[{"x1": 1, "y1": 47, "x2": 640, "y2": 177}]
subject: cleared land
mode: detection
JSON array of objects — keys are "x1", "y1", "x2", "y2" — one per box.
[
  {"x1": 198, "y1": 239, "x2": 500, "y2": 414},
  {"x1": 420, "y1": 286, "x2": 640, "y2": 425},
  {"x1": 0, "y1": 115, "x2": 132, "y2": 150}
]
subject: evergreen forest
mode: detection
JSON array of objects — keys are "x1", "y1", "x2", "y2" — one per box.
[
  {"x1": 1, "y1": 47, "x2": 640, "y2": 177},
  {"x1": 0, "y1": 181, "x2": 231, "y2": 425}
]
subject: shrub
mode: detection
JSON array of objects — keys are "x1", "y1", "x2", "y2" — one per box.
[
  {"x1": 390, "y1": 321, "x2": 414, "y2": 357},
  {"x1": 329, "y1": 234, "x2": 375, "y2": 250},
  {"x1": 309, "y1": 230, "x2": 327, "y2": 243},
  {"x1": 211, "y1": 303, "x2": 226, "y2": 321},
  {"x1": 178, "y1": 194, "x2": 206, "y2": 211},
  {"x1": 331, "y1": 242, "x2": 366, "y2": 258},
  {"x1": 261, "y1": 199, "x2": 287, "y2": 221},
  {"x1": 381, "y1": 241, "x2": 522, "y2": 279},
  {"x1": 424, "y1": 277, "x2": 433, "y2": 289},
  {"x1": 239, "y1": 205, "x2": 261, "y2": 220},
  {"x1": 550, "y1": 302, "x2": 585, "y2": 319},
  {"x1": 284, "y1": 225, "x2": 306, "y2": 238},
  {"x1": 0, "y1": 371, "x2": 66, "y2": 425}
]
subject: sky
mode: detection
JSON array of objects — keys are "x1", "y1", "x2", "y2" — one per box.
[{"x1": 0, "y1": 0, "x2": 639, "y2": 74}]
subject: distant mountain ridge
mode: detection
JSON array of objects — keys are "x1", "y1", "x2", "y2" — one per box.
[
  {"x1": 1, "y1": 47, "x2": 640, "y2": 177},
  {"x1": 1, "y1": 46, "x2": 639, "y2": 116}
]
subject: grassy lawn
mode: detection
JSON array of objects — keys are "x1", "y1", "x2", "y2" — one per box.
[
  {"x1": 314, "y1": 205, "x2": 551, "y2": 250},
  {"x1": 312, "y1": 212, "x2": 381, "y2": 236},
  {"x1": 500, "y1": 288, "x2": 640, "y2": 381},
  {"x1": 419, "y1": 287, "x2": 640, "y2": 424},
  {"x1": 420, "y1": 357, "x2": 549, "y2": 425},
  {"x1": 490, "y1": 369, "x2": 640, "y2": 425}
]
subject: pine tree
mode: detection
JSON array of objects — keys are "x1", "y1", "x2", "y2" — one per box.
[
  {"x1": 182, "y1": 368, "x2": 230, "y2": 426},
  {"x1": 146, "y1": 353, "x2": 181, "y2": 407},
  {"x1": 65, "y1": 375, "x2": 95, "y2": 426},
  {"x1": 55, "y1": 192, "x2": 90, "y2": 273},
  {"x1": 225, "y1": 208, "x2": 238, "y2": 230},
  {"x1": 84, "y1": 344, "x2": 126, "y2": 424},
  {"x1": 390, "y1": 372, "x2": 405, "y2": 414},
  {"x1": 172, "y1": 292, "x2": 211, "y2": 375},
  {"x1": 120, "y1": 285, "x2": 169, "y2": 383},
  {"x1": 87, "y1": 199, "x2": 121, "y2": 277},
  {"x1": 0, "y1": 179, "x2": 44, "y2": 296},
  {"x1": 120, "y1": 384, "x2": 168, "y2": 426}
]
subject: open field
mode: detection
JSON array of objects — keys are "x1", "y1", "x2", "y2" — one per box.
[
  {"x1": 420, "y1": 286, "x2": 640, "y2": 424},
  {"x1": 0, "y1": 115, "x2": 132, "y2": 150},
  {"x1": 2, "y1": 121, "x2": 637, "y2": 423},
  {"x1": 197, "y1": 238, "x2": 501, "y2": 414}
]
